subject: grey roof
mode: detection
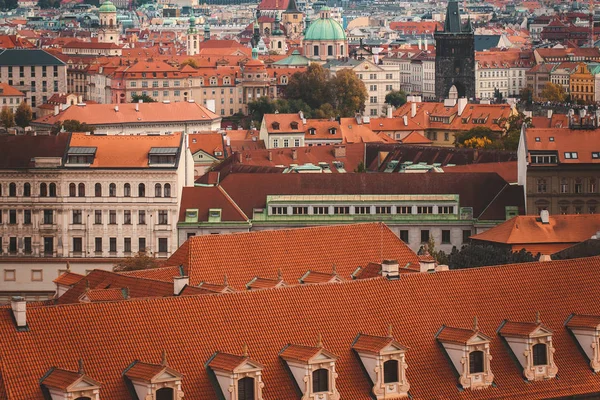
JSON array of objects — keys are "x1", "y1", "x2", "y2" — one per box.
[
  {"x1": 322, "y1": 58, "x2": 362, "y2": 68},
  {"x1": 149, "y1": 147, "x2": 178, "y2": 155},
  {"x1": 475, "y1": 35, "x2": 501, "y2": 51},
  {"x1": 67, "y1": 146, "x2": 96, "y2": 155},
  {"x1": 0, "y1": 49, "x2": 65, "y2": 67}
]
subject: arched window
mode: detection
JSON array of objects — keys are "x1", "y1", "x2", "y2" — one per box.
[
  {"x1": 575, "y1": 178, "x2": 583, "y2": 194},
  {"x1": 533, "y1": 343, "x2": 547, "y2": 366},
  {"x1": 8, "y1": 182, "x2": 16, "y2": 197},
  {"x1": 49, "y1": 183, "x2": 57, "y2": 197},
  {"x1": 156, "y1": 387, "x2": 174, "y2": 400},
  {"x1": 78, "y1": 183, "x2": 85, "y2": 197},
  {"x1": 138, "y1": 183, "x2": 145, "y2": 197},
  {"x1": 40, "y1": 183, "x2": 48, "y2": 197},
  {"x1": 23, "y1": 182, "x2": 30, "y2": 197},
  {"x1": 383, "y1": 359, "x2": 399, "y2": 383},
  {"x1": 164, "y1": 183, "x2": 171, "y2": 198},
  {"x1": 95, "y1": 183, "x2": 102, "y2": 197},
  {"x1": 69, "y1": 183, "x2": 76, "y2": 197},
  {"x1": 155, "y1": 183, "x2": 162, "y2": 197},
  {"x1": 124, "y1": 183, "x2": 131, "y2": 197},
  {"x1": 109, "y1": 183, "x2": 116, "y2": 197},
  {"x1": 469, "y1": 351, "x2": 484, "y2": 373},
  {"x1": 210, "y1": 76, "x2": 217, "y2": 85},
  {"x1": 238, "y1": 377, "x2": 255, "y2": 400},
  {"x1": 312, "y1": 368, "x2": 328, "y2": 393}
]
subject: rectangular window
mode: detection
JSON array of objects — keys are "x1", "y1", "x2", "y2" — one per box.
[
  {"x1": 421, "y1": 230, "x2": 430, "y2": 243},
  {"x1": 397, "y1": 206, "x2": 412, "y2": 214},
  {"x1": 139, "y1": 210, "x2": 146, "y2": 224},
  {"x1": 124, "y1": 237, "x2": 131, "y2": 253},
  {"x1": 354, "y1": 206, "x2": 371, "y2": 214},
  {"x1": 95, "y1": 237, "x2": 102, "y2": 253},
  {"x1": 442, "y1": 230, "x2": 451, "y2": 244},
  {"x1": 271, "y1": 206, "x2": 288, "y2": 215},
  {"x1": 462, "y1": 229, "x2": 472, "y2": 243},
  {"x1": 439, "y1": 206, "x2": 454, "y2": 214},
  {"x1": 4, "y1": 269, "x2": 15, "y2": 281},
  {"x1": 400, "y1": 230, "x2": 409, "y2": 243},
  {"x1": 43, "y1": 210, "x2": 53, "y2": 224},
  {"x1": 109, "y1": 210, "x2": 116, "y2": 224},
  {"x1": 294, "y1": 139, "x2": 301, "y2": 147},
  {"x1": 313, "y1": 206, "x2": 329, "y2": 215},
  {"x1": 72, "y1": 237, "x2": 82, "y2": 253},
  {"x1": 158, "y1": 210, "x2": 168, "y2": 224},
  {"x1": 23, "y1": 210, "x2": 31, "y2": 224},
  {"x1": 31, "y1": 269, "x2": 43, "y2": 282},
  {"x1": 9, "y1": 209, "x2": 16, "y2": 224},
  {"x1": 9, "y1": 237, "x2": 16, "y2": 253},
  {"x1": 139, "y1": 237, "x2": 146, "y2": 252},
  {"x1": 292, "y1": 206, "x2": 308, "y2": 215},
  {"x1": 95, "y1": 210, "x2": 102, "y2": 224},
  {"x1": 24, "y1": 237, "x2": 31, "y2": 254},
  {"x1": 158, "y1": 238, "x2": 168, "y2": 253},
  {"x1": 417, "y1": 206, "x2": 433, "y2": 214},
  {"x1": 334, "y1": 206, "x2": 350, "y2": 214},
  {"x1": 375, "y1": 206, "x2": 392, "y2": 214},
  {"x1": 123, "y1": 210, "x2": 131, "y2": 224},
  {"x1": 72, "y1": 210, "x2": 82, "y2": 224},
  {"x1": 109, "y1": 237, "x2": 117, "y2": 253}
]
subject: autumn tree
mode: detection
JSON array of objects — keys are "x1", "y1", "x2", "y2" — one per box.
[
  {"x1": 285, "y1": 63, "x2": 333, "y2": 110},
  {"x1": 14, "y1": 101, "x2": 32, "y2": 128},
  {"x1": 385, "y1": 90, "x2": 407, "y2": 108},
  {"x1": 540, "y1": 82, "x2": 566, "y2": 103},
  {"x1": 330, "y1": 68, "x2": 367, "y2": 117},
  {"x1": 519, "y1": 86, "x2": 533, "y2": 104},
  {"x1": 180, "y1": 58, "x2": 200, "y2": 68},
  {"x1": 113, "y1": 251, "x2": 160, "y2": 272},
  {"x1": 0, "y1": 106, "x2": 14, "y2": 129}
]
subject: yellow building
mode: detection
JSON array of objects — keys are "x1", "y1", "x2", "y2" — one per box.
[{"x1": 570, "y1": 62, "x2": 594, "y2": 103}]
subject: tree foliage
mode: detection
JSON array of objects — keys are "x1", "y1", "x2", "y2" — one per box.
[
  {"x1": 0, "y1": 106, "x2": 14, "y2": 129},
  {"x1": 51, "y1": 119, "x2": 95, "y2": 134},
  {"x1": 539, "y1": 82, "x2": 566, "y2": 103},
  {"x1": 285, "y1": 63, "x2": 332, "y2": 110},
  {"x1": 131, "y1": 94, "x2": 157, "y2": 103},
  {"x1": 180, "y1": 58, "x2": 200, "y2": 68},
  {"x1": 0, "y1": 0, "x2": 18, "y2": 10},
  {"x1": 329, "y1": 68, "x2": 367, "y2": 116},
  {"x1": 519, "y1": 86, "x2": 533, "y2": 104},
  {"x1": 113, "y1": 251, "x2": 161, "y2": 272},
  {"x1": 385, "y1": 90, "x2": 407, "y2": 108},
  {"x1": 14, "y1": 102, "x2": 32, "y2": 128},
  {"x1": 446, "y1": 244, "x2": 538, "y2": 270}
]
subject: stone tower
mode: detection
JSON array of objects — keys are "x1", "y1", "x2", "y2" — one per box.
[
  {"x1": 434, "y1": 0, "x2": 475, "y2": 100},
  {"x1": 98, "y1": 0, "x2": 119, "y2": 45},
  {"x1": 186, "y1": 16, "x2": 201, "y2": 56},
  {"x1": 282, "y1": 0, "x2": 303, "y2": 39}
]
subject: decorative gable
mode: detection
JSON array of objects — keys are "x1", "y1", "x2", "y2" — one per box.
[
  {"x1": 352, "y1": 328, "x2": 410, "y2": 399},
  {"x1": 498, "y1": 313, "x2": 558, "y2": 381},
  {"x1": 123, "y1": 352, "x2": 184, "y2": 400},
  {"x1": 566, "y1": 314, "x2": 600, "y2": 372},
  {"x1": 436, "y1": 318, "x2": 494, "y2": 390},
  {"x1": 280, "y1": 336, "x2": 340, "y2": 400},
  {"x1": 206, "y1": 346, "x2": 265, "y2": 400},
  {"x1": 40, "y1": 360, "x2": 101, "y2": 400}
]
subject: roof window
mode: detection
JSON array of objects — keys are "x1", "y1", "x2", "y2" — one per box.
[
  {"x1": 566, "y1": 314, "x2": 600, "y2": 372},
  {"x1": 564, "y1": 152, "x2": 578, "y2": 159},
  {"x1": 549, "y1": 137, "x2": 554, "y2": 141},
  {"x1": 123, "y1": 352, "x2": 184, "y2": 399},
  {"x1": 291, "y1": 121, "x2": 299, "y2": 129},
  {"x1": 272, "y1": 122, "x2": 280, "y2": 130},
  {"x1": 535, "y1": 137, "x2": 541, "y2": 142},
  {"x1": 40, "y1": 360, "x2": 101, "y2": 400},
  {"x1": 206, "y1": 346, "x2": 265, "y2": 400},
  {"x1": 148, "y1": 147, "x2": 178, "y2": 166},
  {"x1": 592, "y1": 152, "x2": 599, "y2": 159}
]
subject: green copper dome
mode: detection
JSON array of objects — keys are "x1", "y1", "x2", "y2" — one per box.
[
  {"x1": 189, "y1": 15, "x2": 196, "y2": 24},
  {"x1": 304, "y1": 16, "x2": 346, "y2": 41},
  {"x1": 99, "y1": 0, "x2": 116, "y2": 12}
]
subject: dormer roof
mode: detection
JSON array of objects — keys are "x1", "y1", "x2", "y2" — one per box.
[
  {"x1": 299, "y1": 270, "x2": 342, "y2": 284},
  {"x1": 41, "y1": 367, "x2": 101, "y2": 392},
  {"x1": 352, "y1": 333, "x2": 408, "y2": 354},
  {"x1": 436, "y1": 326, "x2": 492, "y2": 345},
  {"x1": 124, "y1": 360, "x2": 183, "y2": 383},
  {"x1": 498, "y1": 321, "x2": 552, "y2": 338},
  {"x1": 80, "y1": 288, "x2": 127, "y2": 302},
  {"x1": 566, "y1": 314, "x2": 600, "y2": 330},
  {"x1": 246, "y1": 276, "x2": 287, "y2": 290},
  {"x1": 53, "y1": 272, "x2": 85, "y2": 286},
  {"x1": 280, "y1": 344, "x2": 338, "y2": 363},
  {"x1": 207, "y1": 351, "x2": 264, "y2": 373}
]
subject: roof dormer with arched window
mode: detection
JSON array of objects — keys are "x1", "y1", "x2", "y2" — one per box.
[
  {"x1": 123, "y1": 352, "x2": 184, "y2": 400},
  {"x1": 206, "y1": 346, "x2": 265, "y2": 400},
  {"x1": 40, "y1": 360, "x2": 101, "y2": 400}
]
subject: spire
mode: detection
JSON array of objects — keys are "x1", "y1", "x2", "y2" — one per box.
[
  {"x1": 444, "y1": 0, "x2": 463, "y2": 33},
  {"x1": 252, "y1": 47, "x2": 259, "y2": 60},
  {"x1": 284, "y1": 0, "x2": 300, "y2": 13}
]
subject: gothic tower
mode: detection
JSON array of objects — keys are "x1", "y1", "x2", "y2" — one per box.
[
  {"x1": 434, "y1": 0, "x2": 475, "y2": 100},
  {"x1": 282, "y1": 0, "x2": 303, "y2": 39},
  {"x1": 186, "y1": 16, "x2": 201, "y2": 56},
  {"x1": 98, "y1": 0, "x2": 119, "y2": 45}
]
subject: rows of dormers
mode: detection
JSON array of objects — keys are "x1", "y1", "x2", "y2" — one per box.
[{"x1": 25, "y1": 309, "x2": 600, "y2": 400}]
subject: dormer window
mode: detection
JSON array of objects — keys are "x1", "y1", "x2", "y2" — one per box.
[
  {"x1": 498, "y1": 313, "x2": 558, "y2": 381},
  {"x1": 206, "y1": 346, "x2": 264, "y2": 400},
  {"x1": 148, "y1": 147, "x2": 178, "y2": 166},
  {"x1": 309, "y1": 128, "x2": 316, "y2": 135},
  {"x1": 272, "y1": 122, "x2": 280, "y2": 130},
  {"x1": 280, "y1": 337, "x2": 340, "y2": 400},
  {"x1": 436, "y1": 318, "x2": 494, "y2": 390},
  {"x1": 66, "y1": 147, "x2": 96, "y2": 165},
  {"x1": 329, "y1": 127, "x2": 337, "y2": 135},
  {"x1": 566, "y1": 314, "x2": 600, "y2": 372},
  {"x1": 291, "y1": 121, "x2": 299, "y2": 129},
  {"x1": 352, "y1": 328, "x2": 410, "y2": 399},
  {"x1": 123, "y1": 352, "x2": 184, "y2": 399},
  {"x1": 40, "y1": 360, "x2": 101, "y2": 400}
]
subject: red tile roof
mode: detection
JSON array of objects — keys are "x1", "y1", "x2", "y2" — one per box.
[
  {"x1": 436, "y1": 326, "x2": 487, "y2": 344},
  {"x1": 498, "y1": 321, "x2": 549, "y2": 337},
  {"x1": 120, "y1": 266, "x2": 183, "y2": 282},
  {"x1": 566, "y1": 314, "x2": 600, "y2": 329},
  {"x1": 40, "y1": 368, "x2": 84, "y2": 391},
  {"x1": 279, "y1": 344, "x2": 330, "y2": 363},
  {"x1": 0, "y1": 82, "x2": 24, "y2": 97},
  {"x1": 441, "y1": 161, "x2": 518, "y2": 183},
  {"x1": 526, "y1": 127, "x2": 600, "y2": 164},
  {"x1": 207, "y1": 352, "x2": 250, "y2": 372},
  {"x1": 53, "y1": 271, "x2": 85, "y2": 286},
  {"x1": 352, "y1": 334, "x2": 405, "y2": 353},
  {"x1": 81, "y1": 288, "x2": 127, "y2": 302},
  {"x1": 178, "y1": 186, "x2": 249, "y2": 223}
]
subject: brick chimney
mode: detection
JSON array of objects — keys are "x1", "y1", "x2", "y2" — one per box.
[
  {"x1": 381, "y1": 259, "x2": 399, "y2": 279},
  {"x1": 11, "y1": 296, "x2": 26, "y2": 329},
  {"x1": 292, "y1": 148, "x2": 297, "y2": 160},
  {"x1": 173, "y1": 275, "x2": 189, "y2": 295},
  {"x1": 333, "y1": 145, "x2": 346, "y2": 158}
]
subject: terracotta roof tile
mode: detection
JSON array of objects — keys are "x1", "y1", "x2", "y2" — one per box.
[
  {"x1": 40, "y1": 369, "x2": 82, "y2": 391},
  {"x1": 566, "y1": 314, "x2": 600, "y2": 329},
  {"x1": 526, "y1": 127, "x2": 600, "y2": 164},
  {"x1": 436, "y1": 326, "x2": 482, "y2": 344},
  {"x1": 124, "y1": 362, "x2": 167, "y2": 381},
  {"x1": 499, "y1": 321, "x2": 550, "y2": 337},
  {"x1": 352, "y1": 334, "x2": 403, "y2": 353},
  {"x1": 81, "y1": 288, "x2": 126, "y2": 302},
  {"x1": 120, "y1": 266, "x2": 183, "y2": 282},
  {"x1": 207, "y1": 353, "x2": 248, "y2": 372},
  {"x1": 299, "y1": 270, "x2": 339, "y2": 284},
  {"x1": 53, "y1": 272, "x2": 85, "y2": 286},
  {"x1": 280, "y1": 344, "x2": 326, "y2": 363}
]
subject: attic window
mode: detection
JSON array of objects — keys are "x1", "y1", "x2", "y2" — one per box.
[
  {"x1": 185, "y1": 209, "x2": 198, "y2": 223},
  {"x1": 564, "y1": 152, "x2": 578, "y2": 159},
  {"x1": 549, "y1": 137, "x2": 554, "y2": 142},
  {"x1": 206, "y1": 349, "x2": 264, "y2": 400},
  {"x1": 329, "y1": 128, "x2": 337, "y2": 135},
  {"x1": 272, "y1": 122, "x2": 280, "y2": 130},
  {"x1": 535, "y1": 137, "x2": 540, "y2": 142},
  {"x1": 592, "y1": 152, "x2": 599, "y2": 159},
  {"x1": 309, "y1": 128, "x2": 316, "y2": 135},
  {"x1": 290, "y1": 121, "x2": 299, "y2": 130}
]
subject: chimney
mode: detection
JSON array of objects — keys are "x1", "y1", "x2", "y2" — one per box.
[
  {"x1": 387, "y1": 106, "x2": 393, "y2": 118},
  {"x1": 236, "y1": 152, "x2": 243, "y2": 163},
  {"x1": 419, "y1": 257, "x2": 436, "y2": 273},
  {"x1": 403, "y1": 115, "x2": 408, "y2": 126},
  {"x1": 333, "y1": 145, "x2": 346, "y2": 158},
  {"x1": 268, "y1": 150, "x2": 273, "y2": 161},
  {"x1": 547, "y1": 109, "x2": 553, "y2": 119},
  {"x1": 540, "y1": 209, "x2": 550, "y2": 224},
  {"x1": 135, "y1": 102, "x2": 139, "y2": 112},
  {"x1": 292, "y1": 148, "x2": 298, "y2": 160},
  {"x1": 424, "y1": 38, "x2": 428, "y2": 51},
  {"x1": 226, "y1": 136, "x2": 231, "y2": 146},
  {"x1": 411, "y1": 102, "x2": 417, "y2": 118},
  {"x1": 53, "y1": 105, "x2": 60, "y2": 116},
  {"x1": 356, "y1": 114, "x2": 362, "y2": 125},
  {"x1": 381, "y1": 260, "x2": 399, "y2": 279},
  {"x1": 457, "y1": 97, "x2": 468, "y2": 116},
  {"x1": 11, "y1": 296, "x2": 26, "y2": 329},
  {"x1": 173, "y1": 275, "x2": 189, "y2": 295},
  {"x1": 418, "y1": 37, "x2": 422, "y2": 50},
  {"x1": 114, "y1": 105, "x2": 119, "y2": 112}
]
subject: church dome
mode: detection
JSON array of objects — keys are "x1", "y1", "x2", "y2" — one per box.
[
  {"x1": 99, "y1": 0, "x2": 116, "y2": 12},
  {"x1": 304, "y1": 10, "x2": 346, "y2": 41}
]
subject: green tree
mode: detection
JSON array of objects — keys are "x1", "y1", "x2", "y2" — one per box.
[
  {"x1": 496, "y1": 111, "x2": 531, "y2": 151},
  {"x1": 354, "y1": 161, "x2": 366, "y2": 173},
  {"x1": 330, "y1": 69, "x2": 368, "y2": 117},
  {"x1": 54, "y1": 119, "x2": 95, "y2": 133},
  {"x1": 494, "y1": 87, "x2": 503, "y2": 104},
  {"x1": 314, "y1": 103, "x2": 336, "y2": 119},
  {"x1": 540, "y1": 82, "x2": 566, "y2": 103},
  {"x1": 454, "y1": 126, "x2": 497, "y2": 147},
  {"x1": 0, "y1": 106, "x2": 14, "y2": 129},
  {"x1": 247, "y1": 96, "x2": 277, "y2": 125},
  {"x1": 113, "y1": 251, "x2": 160, "y2": 272},
  {"x1": 385, "y1": 90, "x2": 407, "y2": 108},
  {"x1": 14, "y1": 101, "x2": 32, "y2": 128},
  {"x1": 519, "y1": 86, "x2": 533, "y2": 104},
  {"x1": 447, "y1": 244, "x2": 538, "y2": 270},
  {"x1": 285, "y1": 63, "x2": 333, "y2": 110},
  {"x1": 131, "y1": 94, "x2": 156, "y2": 103}
]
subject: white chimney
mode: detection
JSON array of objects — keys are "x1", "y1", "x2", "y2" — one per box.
[
  {"x1": 381, "y1": 259, "x2": 399, "y2": 279},
  {"x1": 206, "y1": 99, "x2": 216, "y2": 113},
  {"x1": 403, "y1": 115, "x2": 408, "y2": 126},
  {"x1": 418, "y1": 37, "x2": 422, "y2": 50},
  {"x1": 173, "y1": 275, "x2": 189, "y2": 295},
  {"x1": 457, "y1": 97, "x2": 468, "y2": 116},
  {"x1": 387, "y1": 106, "x2": 393, "y2": 118},
  {"x1": 226, "y1": 136, "x2": 231, "y2": 146},
  {"x1": 540, "y1": 209, "x2": 550, "y2": 224},
  {"x1": 411, "y1": 102, "x2": 417, "y2": 118},
  {"x1": 53, "y1": 105, "x2": 60, "y2": 116},
  {"x1": 419, "y1": 258, "x2": 436, "y2": 273},
  {"x1": 424, "y1": 38, "x2": 428, "y2": 51},
  {"x1": 135, "y1": 102, "x2": 139, "y2": 112},
  {"x1": 114, "y1": 105, "x2": 119, "y2": 112},
  {"x1": 547, "y1": 109, "x2": 553, "y2": 119},
  {"x1": 11, "y1": 296, "x2": 26, "y2": 328}
]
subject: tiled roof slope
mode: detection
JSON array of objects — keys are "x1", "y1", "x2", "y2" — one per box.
[
  {"x1": 120, "y1": 265, "x2": 182, "y2": 281},
  {"x1": 167, "y1": 223, "x2": 419, "y2": 288},
  {"x1": 2, "y1": 257, "x2": 600, "y2": 398},
  {"x1": 215, "y1": 172, "x2": 523, "y2": 221},
  {"x1": 526, "y1": 127, "x2": 600, "y2": 164},
  {"x1": 0, "y1": 133, "x2": 70, "y2": 169},
  {"x1": 178, "y1": 186, "x2": 249, "y2": 223}
]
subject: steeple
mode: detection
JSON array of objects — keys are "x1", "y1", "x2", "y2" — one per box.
[
  {"x1": 283, "y1": 0, "x2": 300, "y2": 13},
  {"x1": 273, "y1": 13, "x2": 283, "y2": 35},
  {"x1": 444, "y1": 0, "x2": 465, "y2": 33},
  {"x1": 188, "y1": 16, "x2": 197, "y2": 34},
  {"x1": 204, "y1": 21, "x2": 210, "y2": 41}
]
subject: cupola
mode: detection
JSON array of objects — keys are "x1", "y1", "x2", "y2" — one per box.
[
  {"x1": 498, "y1": 312, "x2": 558, "y2": 381},
  {"x1": 123, "y1": 351, "x2": 184, "y2": 400},
  {"x1": 566, "y1": 314, "x2": 600, "y2": 372},
  {"x1": 436, "y1": 317, "x2": 494, "y2": 390},
  {"x1": 280, "y1": 335, "x2": 340, "y2": 400},
  {"x1": 206, "y1": 345, "x2": 265, "y2": 400},
  {"x1": 352, "y1": 326, "x2": 410, "y2": 398}
]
